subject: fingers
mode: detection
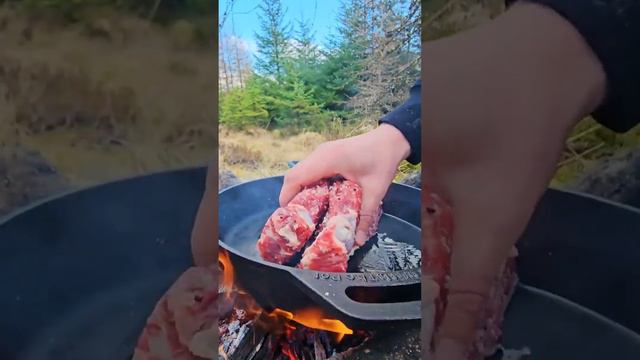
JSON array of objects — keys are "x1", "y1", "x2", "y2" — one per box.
[
  {"x1": 433, "y1": 209, "x2": 506, "y2": 358},
  {"x1": 191, "y1": 185, "x2": 217, "y2": 266},
  {"x1": 355, "y1": 182, "x2": 385, "y2": 245},
  {"x1": 432, "y1": 183, "x2": 524, "y2": 359},
  {"x1": 205, "y1": 159, "x2": 216, "y2": 190},
  {"x1": 191, "y1": 161, "x2": 218, "y2": 266},
  {"x1": 279, "y1": 169, "x2": 305, "y2": 207},
  {"x1": 279, "y1": 144, "x2": 339, "y2": 207},
  {"x1": 435, "y1": 288, "x2": 488, "y2": 359}
]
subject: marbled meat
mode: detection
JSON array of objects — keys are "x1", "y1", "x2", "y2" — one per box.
[
  {"x1": 422, "y1": 192, "x2": 519, "y2": 360},
  {"x1": 298, "y1": 180, "x2": 381, "y2": 272},
  {"x1": 133, "y1": 266, "x2": 218, "y2": 360},
  {"x1": 256, "y1": 180, "x2": 330, "y2": 264}
]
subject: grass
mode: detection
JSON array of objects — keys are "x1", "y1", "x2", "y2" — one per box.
[
  {"x1": 0, "y1": 5, "x2": 215, "y2": 188},
  {"x1": 218, "y1": 125, "x2": 420, "y2": 183},
  {"x1": 0, "y1": 3, "x2": 415, "y2": 202},
  {"x1": 219, "y1": 126, "x2": 327, "y2": 179}
]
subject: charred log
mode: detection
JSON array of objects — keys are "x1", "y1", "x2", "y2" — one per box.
[{"x1": 219, "y1": 301, "x2": 374, "y2": 360}]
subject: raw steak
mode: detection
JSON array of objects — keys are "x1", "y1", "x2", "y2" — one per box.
[
  {"x1": 422, "y1": 192, "x2": 518, "y2": 360},
  {"x1": 298, "y1": 180, "x2": 382, "y2": 272},
  {"x1": 133, "y1": 266, "x2": 218, "y2": 360},
  {"x1": 256, "y1": 180, "x2": 330, "y2": 264}
]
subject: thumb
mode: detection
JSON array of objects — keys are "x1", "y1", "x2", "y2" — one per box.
[
  {"x1": 355, "y1": 184, "x2": 384, "y2": 246},
  {"x1": 434, "y1": 283, "x2": 489, "y2": 359},
  {"x1": 434, "y1": 205, "x2": 512, "y2": 359}
]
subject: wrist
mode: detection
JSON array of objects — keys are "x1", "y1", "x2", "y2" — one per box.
[
  {"x1": 494, "y1": 2, "x2": 606, "y2": 120},
  {"x1": 425, "y1": 2, "x2": 606, "y2": 134},
  {"x1": 375, "y1": 124, "x2": 412, "y2": 164}
]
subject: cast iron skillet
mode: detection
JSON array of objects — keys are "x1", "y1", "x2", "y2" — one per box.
[
  {"x1": 218, "y1": 176, "x2": 426, "y2": 330},
  {"x1": 0, "y1": 167, "x2": 639, "y2": 359}
]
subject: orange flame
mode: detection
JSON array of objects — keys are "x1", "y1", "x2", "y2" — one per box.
[
  {"x1": 219, "y1": 345, "x2": 228, "y2": 360},
  {"x1": 218, "y1": 249, "x2": 354, "y2": 342},
  {"x1": 269, "y1": 307, "x2": 353, "y2": 341},
  {"x1": 218, "y1": 250, "x2": 234, "y2": 296}
]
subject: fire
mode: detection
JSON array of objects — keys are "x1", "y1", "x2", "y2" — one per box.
[
  {"x1": 218, "y1": 345, "x2": 228, "y2": 360},
  {"x1": 218, "y1": 250, "x2": 234, "y2": 295},
  {"x1": 281, "y1": 343, "x2": 297, "y2": 359},
  {"x1": 218, "y1": 249, "x2": 354, "y2": 342},
  {"x1": 269, "y1": 308, "x2": 353, "y2": 342}
]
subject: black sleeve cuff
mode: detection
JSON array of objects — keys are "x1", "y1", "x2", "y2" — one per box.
[
  {"x1": 379, "y1": 79, "x2": 422, "y2": 164},
  {"x1": 512, "y1": 0, "x2": 640, "y2": 133}
]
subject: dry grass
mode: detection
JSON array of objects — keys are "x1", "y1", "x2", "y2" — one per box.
[
  {"x1": 0, "y1": 5, "x2": 416, "y2": 198},
  {"x1": 218, "y1": 126, "x2": 327, "y2": 179},
  {"x1": 218, "y1": 125, "x2": 419, "y2": 182},
  {"x1": 0, "y1": 6, "x2": 215, "y2": 187}
]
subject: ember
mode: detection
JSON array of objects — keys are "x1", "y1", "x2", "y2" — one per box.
[{"x1": 218, "y1": 250, "x2": 372, "y2": 360}]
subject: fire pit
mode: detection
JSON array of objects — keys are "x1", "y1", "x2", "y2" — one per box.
[
  {"x1": 215, "y1": 175, "x2": 423, "y2": 360},
  {"x1": 3, "y1": 168, "x2": 640, "y2": 360},
  {"x1": 217, "y1": 250, "x2": 421, "y2": 360}
]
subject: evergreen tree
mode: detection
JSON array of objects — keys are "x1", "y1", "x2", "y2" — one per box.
[
  {"x1": 220, "y1": 76, "x2": 270, "y2": 128},
  {"x1": 254, "y1": 0, "x2": 291, "y2": 78},
  {"x1": 343, "y1": 0, "x2": 421, "y2": 115},
  {"x1": 221, "y1": 0, "x2": 421, "y2": 131},
  {"x1": 293, "y1": 15, "x2": 317, "y2": 62}
]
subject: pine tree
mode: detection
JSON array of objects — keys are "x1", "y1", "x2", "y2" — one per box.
[
  {"x1": 335, "y1": 0, "x2": 370, "y2": 61},
  {"x1": 293, "y1": 15, "x2": 317, "y2": 63},
  {"x1": 254, "y1": 0, "x2": 291, "y2": 78},
  {"x1": 341, "y1": 0, "x2": 420, "y2": 116}
]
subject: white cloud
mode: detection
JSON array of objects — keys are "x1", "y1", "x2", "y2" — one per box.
[
  {"x1": 221, "y1": 34, "x2": 258, "y2": 56},
  {"x1": 283, "y1": 38, "x2": 326, "y2": 58},
  {"x1": 244, "y1": 38, "x2": 259, "y2": 55},
  {"x1": 221, "y1": 34, "x2": 327, "y2": 62}
]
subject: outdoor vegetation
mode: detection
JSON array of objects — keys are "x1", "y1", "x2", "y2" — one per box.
[
  {"x1": 2, "y1": 0, "x2": 636, "y2": 216},
  {"x1": 0, "y1": 0, "x2": 214, "y2": 214},
  {"x1": 218, "y1": 0, "x2": 421, "y2": 180}
]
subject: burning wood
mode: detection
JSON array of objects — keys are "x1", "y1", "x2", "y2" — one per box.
[
  {"x1": 134, "y1": 245, "x2": 422, "y2": 360},
  {"x1": 218, "y1": 306, "x2": 371, "y2": 360},
  {"x1": 218, "y1": 249, "x2": 372, "y2": 360}
]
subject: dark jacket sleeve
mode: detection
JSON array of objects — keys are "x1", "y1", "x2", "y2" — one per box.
[
  {"x1": 509, "y1": 0, "x2": 640, "y2": 133},
  {"x1": 379, "y1": 79, "x2": 422, "y2": 164}
]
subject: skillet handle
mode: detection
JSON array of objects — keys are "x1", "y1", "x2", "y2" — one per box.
[{"x1": 291, "y1": 268, "x2": 438, "y2": 325}]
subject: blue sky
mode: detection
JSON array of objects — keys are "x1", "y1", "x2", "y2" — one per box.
[{"x1": 219, "y1": 0, "x2": 343, "y2": 56}]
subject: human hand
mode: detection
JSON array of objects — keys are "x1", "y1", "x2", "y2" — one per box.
[
  {"x1": 191, "y1": 162, "x2": 217, "y2": 267},
  {"x1": 279, "y1": 123, "x2": 411, "y2": 245},
  {"x1": 423, "y1": 2, "x2": 606, "y2": 358}
]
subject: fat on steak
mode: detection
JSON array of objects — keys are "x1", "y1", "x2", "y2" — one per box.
[
  {"x1": 422, "y1": 192, "x2": 519, "y2": 359},
  {"x1": 256, "y1": 180, "x2": 330, "y2": 264},
  {"x1": 298, "y1": 179, "x2": 382, "y2": 272},
  {"x1": 133, "y1": 266, "x2": 218, "y2": 360}
]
